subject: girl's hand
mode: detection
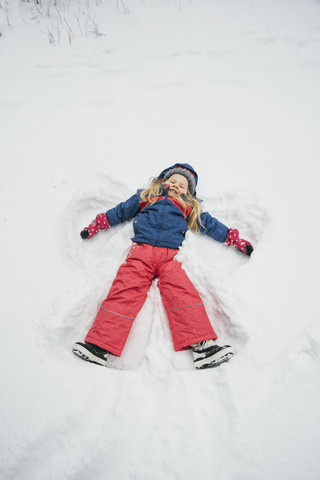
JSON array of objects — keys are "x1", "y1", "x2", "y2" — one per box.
[
  {"x1": 226, "y1": 228, "x2": 253, "y2": 256},
  {"x1": 80, "y1": 213, "x2": 110, "y2": 239}
]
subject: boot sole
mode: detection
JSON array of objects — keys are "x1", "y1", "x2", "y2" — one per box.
[{"x1": 194, "y1": 347, "x2": 234, "y2": 369}]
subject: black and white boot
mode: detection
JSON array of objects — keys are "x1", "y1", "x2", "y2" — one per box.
[
  {"x1": 72, "y1": 342, "x2": 110, "y2": 366},
  {"x1": 192, "y1": 339, "x2": 234, "y2": 369}
]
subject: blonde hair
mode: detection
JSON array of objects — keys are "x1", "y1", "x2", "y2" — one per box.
[{"x1": 140, "y1": 178, "x2": 203, "y2": 232}]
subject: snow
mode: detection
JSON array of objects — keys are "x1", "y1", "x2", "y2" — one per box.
[{"x1": 1, "y1": 0, "x2": 320, "y2": 479}]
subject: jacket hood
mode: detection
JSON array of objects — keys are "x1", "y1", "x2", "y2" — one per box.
[{"x1": 157, "y1": 163, "x2": 198, "y2": 196}]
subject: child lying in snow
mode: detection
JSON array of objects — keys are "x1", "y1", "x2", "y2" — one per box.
[{"x1": 72, "y1": 163, "x2": 253, "y2": 369}]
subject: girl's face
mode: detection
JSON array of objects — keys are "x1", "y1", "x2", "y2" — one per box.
[{"x1": 166, "y1": 174, "x2": 189, "y2": 196}]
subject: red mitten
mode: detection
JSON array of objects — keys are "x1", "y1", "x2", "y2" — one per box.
[
  {"x1": 81, "y1": 213, "x2": 110, "y2": 239},
  {"x1": 226, "y1": 228, "x2": 253, "y2": 256}
]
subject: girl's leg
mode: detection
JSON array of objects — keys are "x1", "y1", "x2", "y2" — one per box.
[
  {"x1": 85, "y1": 244, "x2": 155, "y2": 356},
  {"x1": 157, "y1": 257, "x2": 218, "y2": 352}
]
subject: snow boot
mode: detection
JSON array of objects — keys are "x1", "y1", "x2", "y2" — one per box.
[
  {"x1": 72, "y1": 342, "x2": 109, "y2": 366},
  {"x1": 192, "y1": 339, "x2": 234, "y2": 369}
]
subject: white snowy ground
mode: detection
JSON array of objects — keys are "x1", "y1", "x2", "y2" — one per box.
[{"x1": 1, "y1": 0, "x2": 320, "y2": 479}]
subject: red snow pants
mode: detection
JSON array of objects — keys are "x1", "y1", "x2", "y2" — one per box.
[{"x1": 85, "y1": 243, "x2": 217, "y2": 356}]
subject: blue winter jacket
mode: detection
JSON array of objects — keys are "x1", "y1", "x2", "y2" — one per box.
[{"x1": 106, "y1": 184, "x2": 229, "y2": 250}]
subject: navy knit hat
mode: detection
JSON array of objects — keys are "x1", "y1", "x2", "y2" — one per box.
[{"x1": 158, "y1": 163, "x2": 198, "y2": 196}]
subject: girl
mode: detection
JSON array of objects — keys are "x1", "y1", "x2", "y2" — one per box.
[{"x1": 73, "y1": 163, "x2": 253, "y2": 369}]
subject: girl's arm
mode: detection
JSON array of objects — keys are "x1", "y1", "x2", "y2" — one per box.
[
  {"x1": 200, "y1": 212, "x2": 253, "y2": 256},
  {"x1": 80, "y1": 190, "x2": 142, "y2": 239},
  {"x1": 199, "y1": 211, "x2": 229, "y2": 243}
]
